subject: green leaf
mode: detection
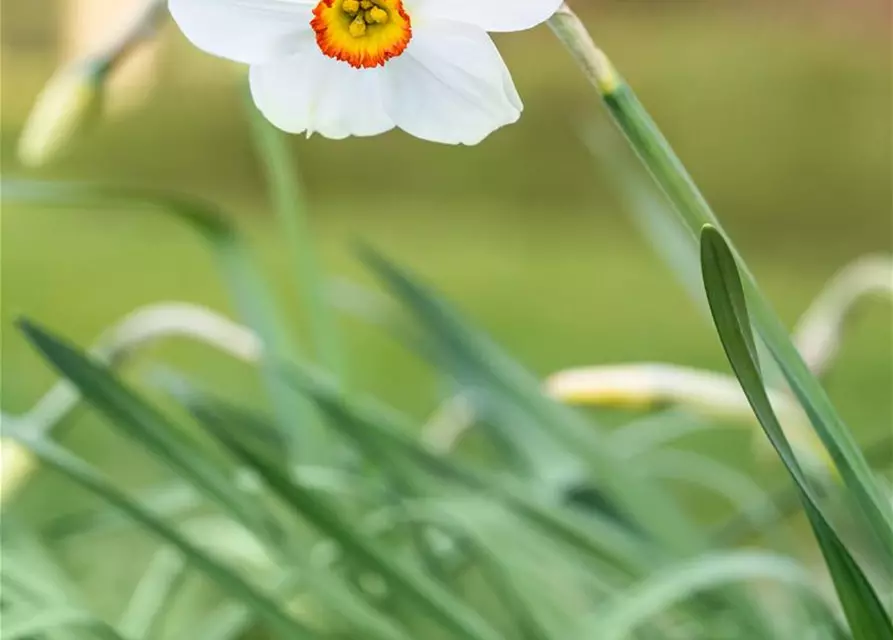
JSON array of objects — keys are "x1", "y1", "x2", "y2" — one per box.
[
  {"x1": 598, "y1": 79, "x2": 893, "y2": 555},
  {"x1": 116, "y1": 548, "x2": 187, "y2": 640},
  {"x1": 356, "y1": 245, "x2": 702, "y2": 552},
  {"x1": 716, "y1": 431, "x2": 893, "y2": 546},
  {"x1": 181, "y1": 391, "x2": 291, "y2": 475},
  {"x1": 192, "y1": 405, "x2": 504, "y2": 640},
  {"x1": 187, "y1": 603, "x2": 253, "y2": 640},
  {"x1": 585, "y1": 550, "x2": 830, "y2": 640},
  {"x1": 0, "y1": 607, "x2": 123, "y2": 640},
  {"x1": 3, "y1": 178, "x2": 322, "y2": 464},
  {"x1": 281, "y1": 363, "x2": 659, "y2": 577},
  {"x1": 10, "y1": 435, "x2": 317, "y2": 639},
  {"x1": 700, "y1": 228, "x2": 806, "y2": 483},
  {"x1": 18, "y1": 318, "x2": 279, "y2": 545},
  {"x1": 248, "y1": 98, "x2": 345, "y2": 383},
  {"x1": 45, "y1": 480, "x2": 202, "y2": 542},
  {"x1": 701, "y1": 225, "x2": 893, "y2": 640}
]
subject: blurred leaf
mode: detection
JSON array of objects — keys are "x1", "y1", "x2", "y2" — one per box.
[
  {"x1": 117, "y1": 548, "x2": 187, "y2": 640},
  {"x1": 182, "y1": 391, "x2": 291, "y2": 475},
  {"x1": 187, "y1": 603, "x2": 253, "y2": 640},
  {"x1": 18, "y1": 318, "x2": 278, "y2": 545},
  {"x1": 3, "y1": 178, "x2": 322, "y2": 464},
  {"x1": 45, "y1": 480, "x2": 201, "y2": 541},
  {"x1": 585, "y1": 550, "x2": 826, "y2": 640},
  {"x1": 1, "y1": 516, "x2": 120, "y2": 640},
  {"x1": 356, "y1": 244, "x2": 701, "y2": 552},
  {"x1": 0, "y1": 607, "x2": 122, "y2": 640},
  {"x1": 461, "y1": 544, "x2": 555, "y2": 640},
  {"x1": 641, "y1": 448, "x2": 783, "y2": 537},
  {"x1": 1, "y1": 180, "x2": 230, "y2": 239},
  {"x1": 282, "y1": 363, "x2": 658, "y2": 577},
  {"x1": 716, "y1": 431, "x2": 893, "y2": 545},
  {"x1": 10, "y1": 435, "x2": 317, "y2": 639},
  {"x1": 701, "y1": 225, "x2": 893, "y2": 639},
  {"x1": 194, "y1": 407, "x2": 503, "y2": 640},
  {"x1": 248, "y1": 99, "x2": 345, "y2": 382}
]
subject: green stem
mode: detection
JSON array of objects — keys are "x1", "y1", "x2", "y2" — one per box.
[
  {"x1": 215, "y1": 233, "x2": 326, "y2": 464},
  {"x1": 548, "y1": 0, "x2": 891, "y2": 565},
  {"x1": 248, "y1": 107, "x2": 346, "y2": 384}
]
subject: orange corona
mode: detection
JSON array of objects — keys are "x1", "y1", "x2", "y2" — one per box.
[{"x1": 311, "y1": 0, "x2": 412, "y2": 69}]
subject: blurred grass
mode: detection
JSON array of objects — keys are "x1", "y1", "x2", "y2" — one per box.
[{"x1": 1, "y1": 5, "x2": 890, "y2": 532}]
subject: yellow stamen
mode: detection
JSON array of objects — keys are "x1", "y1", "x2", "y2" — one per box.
[
  {"x1": 348, "y1": 15, "x2": 367, "y2": 37},
  {"x1": 312, "y1": 0, "x2": 412, "y2": 68},
  {"x1": 365, "y1": 7, "x2": 388, "y2": 23}
]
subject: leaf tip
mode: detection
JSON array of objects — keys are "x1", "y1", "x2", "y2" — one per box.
[{"x1": 15, "y1": 316, "x2": 41, "y2": 342}]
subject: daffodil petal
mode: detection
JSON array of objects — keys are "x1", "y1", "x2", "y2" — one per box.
[
  {"x1": 408, "y1": 0, "x2": 563, "y2": 32},
  {"x1": 382, "y1": 21, "x2": 521, "y2": 145},
  {"x1": 250, "y1": 48, "x2": 394, "y2": 139},
  {"x1": 168, "y1": 0, "x2": 315, "y2": 64}
]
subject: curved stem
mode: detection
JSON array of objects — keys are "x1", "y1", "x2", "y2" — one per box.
[{"x1": 794, "y1": 255, "x2": 893, "y2": 378}]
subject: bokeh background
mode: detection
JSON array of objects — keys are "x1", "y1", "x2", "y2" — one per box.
[{"x1": 2, "y1": 0, "x2": 891, "y2": 537}]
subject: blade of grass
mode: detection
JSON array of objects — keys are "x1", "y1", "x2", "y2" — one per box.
[
  {"x1": 8, "y1": 435, "x2": 318, "y2": 639},
  {"x1": 641, "y1": 448, "x2": 783, "y2": 536},
  {"x1": 194, "y1": 410, "x2": 504, "y2": 640},
  {"x1": 701, "y1": 225, "x2": 893, "y2": 639},
  {"x1": 585, "y1": 550, "x2": 829, "y2": 640},
  {"x1": 281, "y1": 363, "x2": 661, "y2": 576},
  {"x1": 1, "y1": 516, "x2": 114, "y2": 640},
  {"x1": 1, "y1": 608, "x2": 124, "y2": 640},
  {"x1": 117, "y1": 548, "x2": 187, "y2": 640},
  {"x1": 284, "y1": 359, "x2": 803, "y2": 640},
  {"x1": 18, "y1": 318, "x2": 279, "y2": 546},
  {"x1": 357, "y1": 244, "x2": 703, "y2": 553},
  {"x1": 44, "y1": 480, "x2": 201, "y2": 541},
  {"x1": 188, "y1": 603, "x2": 253, "y2": 640},
  {"x1": 169, "y1": 378, "x2": 550, "y2": 598},
  {"x1": 463, "y1": 546, "x2": 555, "y2": 640}
]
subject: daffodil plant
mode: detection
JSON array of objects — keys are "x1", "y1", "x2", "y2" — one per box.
[{"x1": 8, "y1": 1, "x2": 892, "y2": 638}]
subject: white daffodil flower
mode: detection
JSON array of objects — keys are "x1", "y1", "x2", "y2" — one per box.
[{"x1": 168, "y1": 0, "x2": 563, "y2": 144}]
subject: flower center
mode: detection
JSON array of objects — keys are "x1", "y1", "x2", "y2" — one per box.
[{"x1": 311, "y1": 0, "x2": 412, "y2": 69}]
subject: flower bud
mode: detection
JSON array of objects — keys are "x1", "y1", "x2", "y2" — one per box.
[
  {"x1": 0, "y1": 438, "x2": 37, "y2": 503},
  {"x1": 17, "y1": 61, "x2": 106, "y2": 168}
]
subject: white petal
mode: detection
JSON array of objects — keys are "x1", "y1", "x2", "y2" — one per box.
[
  {"x1": 250, "y1": 48, "x2": 394, "y2": 139},
  {"x1": 408, "y1": 0, "x2": 563, "y2": 32},
  {"x1": 382, "y1": 21, "x2": 521, "y2": 145},
  {"x1": 169, "y1": 0, "x2": 314, "y2": 64}
]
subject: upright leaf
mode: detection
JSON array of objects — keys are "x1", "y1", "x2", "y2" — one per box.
[
  {"x1": 701, "y1": 225, "x2": 893, "y2": 640},
  {"x1": 194, "y1": 412, "x2": 503, "y2": 640},
  {"x1": 248, "y1": 101, "x2": 345, "y2": 383}
]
